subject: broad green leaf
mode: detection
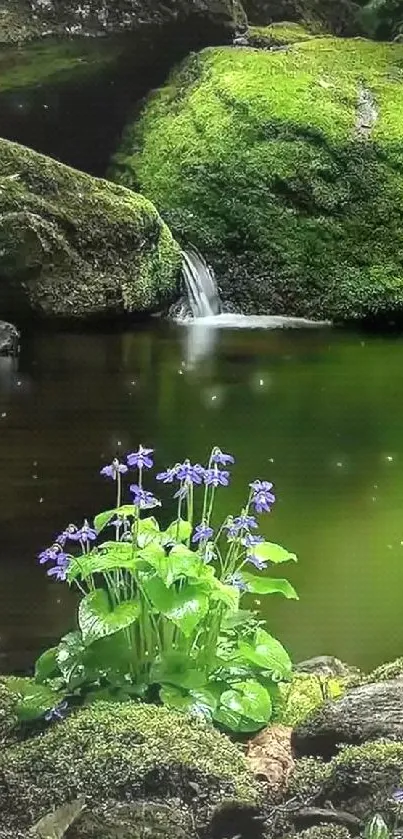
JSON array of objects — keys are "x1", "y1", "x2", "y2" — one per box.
[
  {"x1": 67, "y1": 544, "x2": 136, "y2": 582},
  {"x1": 143, "y1": 576, "x2": 209, "y2": 637},
  {"x1": 78, "y1": 589, "x2": 140, "y2": 645},
  {"x1": 221, "y1": 609, "x2": 258, "y2": 630},
  {"x1": 250, "y1": 542, "x2": 297, "y2": 564},
  {"x1": 213, "y1": 679, "x2": 272, "y2": 732},
  {"x1": 137, "y1": 542, "x2": 168, "y2": 579},
  {"x1": 56, "y1": 631, "x2": 89, "y2": 687},
  {"x1": 210, "y1": 578, "x2": 240, "y2": 610},
  {"x1": 241, "y1": 572, "x2": 298, "y2": 599},
  {"x1": 165, "y1": 544, "x2": 202, "y2": 586},
  {"x1": 137, "y1": 516, "x2": 160, "y2": 547},
  {"x1": 162, "y1": 519, "x2": 192, "y2": 545},
  {"x1": 35, "y1": 647, "x2": 59, "y2": 683},
  {"x1": 116, "y1": 505, "x2": 138, "y2": 518},
  {"x1": 238, "y1": 628, "x2": 292, "y2": 679},
  {"x1": 160, "y1": 685, "x2": 218, "y2": 718},
  {"x1": 150, "y1": 652, "x2": 205, "y2": 690},
  {"x1": 94, "y1": 509, "x2": 116, "y2": 534},
  {"x1": 4, "y1": 677, "x2": 62, "y2": 722},
  {"x1": 83, "y1": 687, "x2": 131, "y2": 705}
]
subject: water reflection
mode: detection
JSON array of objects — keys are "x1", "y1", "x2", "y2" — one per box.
[{"x1": 1, "y1": 323, "x2": 403, "y2": 673}]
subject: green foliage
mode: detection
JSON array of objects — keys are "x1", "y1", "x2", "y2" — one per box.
[
  {"x1": 359, "y1": 0, "x2": 403, "y2": 40},
  {"x1": 278, "y1": 672, "x2": 346, "y2": 726},
  {"x1": 34, "y1": 446, "x2": 297, "y2": 734},
  {"x1": 112, "y1": 38, "x2": 403, "y2": 322}
]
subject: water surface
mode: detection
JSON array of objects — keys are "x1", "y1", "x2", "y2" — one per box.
[{"x1": 1, "y1": 320, "x2": 403, "y2": 674}]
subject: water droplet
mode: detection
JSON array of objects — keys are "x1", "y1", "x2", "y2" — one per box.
[
  {"x1": 1, "y1": 413, "x2": 6, "y2": 418},
  {"x1": 39, "y1": 497, "x2": 44, "y2": 503},
  {"x1": 211, "y1": 395, "x2": 217, "y2": 401}
]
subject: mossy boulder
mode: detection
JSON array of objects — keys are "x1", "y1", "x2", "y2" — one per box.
[
  {"x1": 248, "y1": 21, "x2": 318, "y2": 47},
  {"x1": 0, "y1": 702, "x2": 261, "y2": 834},
  {"x1": 241, "y1": 0, "x2": 361, "y2": 36},
  {"x1": 290, "y1": 742, "x2": 403, "y2": 824},
  {"x1": 362, "y1": 658, "x2": 403, "y2": 683},
  {"x1": 279, "y1": 674, "x2": 346, "y2": 728},
  {"x1": 0, "y1": 138, "x2": 181, "y2": 320},
  {"x1": 292, "y1": 681, "x2": 403, "y2": 758},
  {"x1": 0, "y1": 680, "x2": 17, "y2": 746},
  {"x1": 112, "y1": 37, "x2": 403, "y2": 323}
]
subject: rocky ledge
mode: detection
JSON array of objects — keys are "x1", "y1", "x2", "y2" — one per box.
[{"x1": 0, "y1": 320, "x2": 19, "y2": 355}]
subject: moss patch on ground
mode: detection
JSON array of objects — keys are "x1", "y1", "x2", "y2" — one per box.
[
  {"x1": 278, "y1": 673, "x2": 346, "y2": 727},
  {"x1": 112, "y1": 36, "x2": 403, "y2": 322},
  {"x1": 0, "y1": 702, "x2": 259, "y2": 831},
  {"x1": 249, "y1": 21, "x2": 318, "y2": 46},
  {"x1": 0, "y1": 138, "x2": 181, "y2": 320}
]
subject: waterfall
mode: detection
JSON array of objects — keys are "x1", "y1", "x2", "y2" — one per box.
[{"x1": 182, "y1": 248, "x2": 221, "y2": 317}]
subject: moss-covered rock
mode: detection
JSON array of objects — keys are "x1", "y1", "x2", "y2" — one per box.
[
  {"x1": 0, "y1": 138, "x2": 181, "y2": 320},
  {"x1": 0, "y1": 680, "x2": 17, "y2": 746},
  {"x1": 362, "y1": 658, "x2": 403, "y2": 683},
  {"x1": 248, "y1": 21, "x2": 318, "y2": 47},
  {"x1": 285, "y1": 826, "x2": 352, "y2": 839},
  {"x1": 279, "y1": 674, "x2": 346, "y2": 728},
  {"x1": 0, "y1": 702, "x2": 260, "y2": 832},
  {"x1": 242, "y1": 0, "x2": 361, "y2": 36},
  {"x1": 112, "y1": 37, "x2": 403, "y2": 323}
]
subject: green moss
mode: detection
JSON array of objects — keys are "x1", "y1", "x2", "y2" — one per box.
[
  {"x1": 249, "y1": 21, "x2": 317, "y2": 45},
  {"x1": 279, "y1": 674, "x2": 346, "y2": 727},
  {"x1": 0, "y1": 138, "x2": 181, "y2": 319},
  {"x1": 288, "y1": 827, "x2": 352, "y2": 839},
  {"x1": 362, "y1": 658, "x2": 403, "y2": 683},
  {"x1": 0, "y1": 680, "x2": 17, "y2": 746},
  {"x1": 112, "y1": 37, "x2": 403, "y2": 322},
  {"x1": 0, "y1": 702, "x2": 259, "y2": 830}
]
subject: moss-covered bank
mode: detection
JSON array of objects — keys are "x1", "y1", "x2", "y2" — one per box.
[
  {"x1": 112, "y1": 36, "x2": 403, "y2": 322},
  {"x1": 0, "y1": 702, "x2": 260, "y2": 833},
  {"x1": 0, "y1": 138, "x2": 181, "y2": 320}
]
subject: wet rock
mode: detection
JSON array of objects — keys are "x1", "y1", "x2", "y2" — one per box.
[
  {"x1": 65, "y1": 799, "x2": 193, "y2": 839},
  {"x1": 0, "y1": 320, "x2": 19, "y2": 355},
  {"x1": 292, "y1": 680, "x2": 403, "y2": 759},
  {"x1": 294, "y1": 657, "x2": 358, "y2": 679},
  {"x1": 28, "y1": 798, "x2": 85, "y2": 838},
  {"x1": 0, "y1": 138, "x2": 181, "y2": 321}
]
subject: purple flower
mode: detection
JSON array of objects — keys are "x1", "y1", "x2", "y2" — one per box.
[
  {"x1": 100, "y1": 458, "x2": 128, "y2": 480},
  {"x1": 130, "y1": 484, "x2": 161, "y2": 510},
  {"x1": 45, "y1": 700, "x2": 68, "y2": 722},
  {"x1": 204, "y1": 466, "x2": 230, "y2": 488},
  {"x1": 225, "y1": 514, "x2": 258, "y2": 537},
  {"x1": 47, "y1": 555, "x2": 69, "y2": 581},
  {"x1": 127, "y1": 445, "x2": 154, "y2": 470},
  {"x1": 211, "y1": 447, "x2": 235, "y2": 466},
  {"x1": 69, "y1": 520, "x2": 97, "y2": 544},
  {"x1": 38, "y1": 546, "x2": 59, "y2": 565},
  {"x1": 247, "y1": 553, "x2": 267, "y2": 571},
  {"x1": 176, "y1": 461, "x2": 206, "y2": 485},
  {"x1": 192, "y1": 523, "x2": 214, "y2": 544},
  {"x1": 156, "y1": 466, "x2": 177, "y2": 483},
  {"x1": 227, "y1": 573, "x2": 248, "y2": 592},
  {"x1": 392, "y1": 790, "x2": 403, "y2": 804},
  {"x1": 56, "y1": 524, "x2": 78, "y2": 546},
  {"x1": 242, "y1": 533, "x2": 265, "y2": 548},
  {"x1": 250, "y1": 480, "x2": 276, "y2": 513}
]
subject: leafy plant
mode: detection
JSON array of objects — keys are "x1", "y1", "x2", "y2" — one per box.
[{"x1": 34, "y1": 445, "x2": 298, "y2": 733}]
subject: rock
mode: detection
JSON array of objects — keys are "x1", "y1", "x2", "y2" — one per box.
[
  {"x1": 292, "y1": 680, "x2": 403, "y2": 759},
  {"x1": 289, "y1": 741, "x2": 403, "y2": 825},
  {"x1": 0, "y1": 702, "x2": 261, "y2": 833},
  {"x1": 246, "y1": 724, "x2": 294, "y2": 798},
  {"x1": 0, "y1": 0, "x2": 237, "y2": 174},
  {"x1": 28, "y1": 798, "x2": 86, "y2": 838},
  {"x1": 240, "y1": 0, "x2": 361, "y2": 36},
  {"x1": 0, "y1": 138, "x2": 181, "y2": 320},
  {"x1": 57, "y1": 800, "x2": 193, "y2": 839},
  {"x1": 278, "y1": 673, "x2": 347, "y2": 728},
  {"x1": 0, "y1": 320, "x2": 19, "y2": 355},
  {"x1": 112, "y1": 37, "x2": 403, "y2": 324},
  {"x1": 361, "y1": 658, "x2": 403, "y2": 684},
  {"x1": 0, "y1": 681, "x2": 18, "y2": 746},
  {"x1": 294, "y1": 657, "x2": 358, "y2": 679}
]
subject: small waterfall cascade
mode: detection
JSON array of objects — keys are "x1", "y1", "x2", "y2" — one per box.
[{"x1": 181, "y1": 248, "x2": 221, "y2": 317}]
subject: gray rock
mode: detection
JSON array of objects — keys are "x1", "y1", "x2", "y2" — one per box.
[
  {"x1": 294, "y1": 657, "x2": 358, "y2": 679},
  {"x1": 0, "y1": 321, "x2": 19, "y2": 355},
  {"x1": 292, "y1": 680, "x2": 403, "y2": 759}
]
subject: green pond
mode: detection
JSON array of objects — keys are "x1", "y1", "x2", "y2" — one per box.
[{"x1": 0, "y1": 320, "x2": 402, "y2": 674}]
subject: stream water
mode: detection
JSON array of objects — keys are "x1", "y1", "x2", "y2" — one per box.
[{"x1": 1, "y1": 320, "x2": 403, "y2": 674}]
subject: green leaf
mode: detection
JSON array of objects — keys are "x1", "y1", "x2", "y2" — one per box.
[
  {"x1": 67, "y1": 543, "x2": 136, "y2": 582},
  {"x1": 35, "y1": 647, "x2": 59, "y2": 683},
  {"x1": 250, "y1": 542, "x2": 297, "y2": 564},
  {"x1": 116, "y1": 505, "x2": 138, "y2": 518},
  {"x1": 160, "y1": 685, "x2": 218, "y2": 718},
  {"x1": 210, "y1": 578, "x2": 240, "y2": 610},
  {"x1": 238, "y1": 628, "x2": 292, "y2": 679},
  {"x1": 165, "y1": 544, "x2": 202, "y2": 586},
  {"x1": 214, "y1": 679, "x2": 272, "y2": 732},
  {"x1": 94, "y1": 509, "x2": 116, "y2": 534},
  {"x1": 241, "y1": 572, "x2": 298, "y2": 599},
  {"x1": 143, "y1": 576, "x2": 209, "y2": 637},
  {"x1": 4, "y1": 677, "x2": 62, "y2": 722},
  {"x1": 162, "y1": 519, "x2": 192, "y2": 545},
  {"x1": 78, "y1": 589, "x2": 140, "y2": 645},
  {"x1": 56, "y1": 631, "x2": 87, "y2": 684},
  {"x1": 137, "y1": 517, "x2": 160, "y2": 548},
  {"x1": 150, "y1": 652, "x2": 206, "y2": 690}
]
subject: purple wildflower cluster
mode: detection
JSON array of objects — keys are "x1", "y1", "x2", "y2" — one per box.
[{"x1": 38, "y1": 443, "x2": 277, "y2": 590}]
